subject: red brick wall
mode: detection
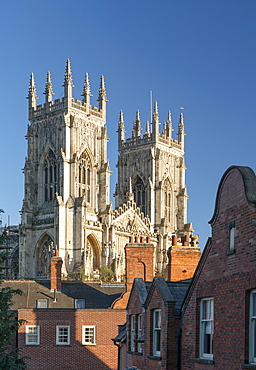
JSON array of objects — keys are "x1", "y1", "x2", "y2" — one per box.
[
  {"x1": 18, "y1": 308, "x2": 126, "y2": 370},
  {"x1": 181, "y1": 167, "x2": 256, "y2": 369}
]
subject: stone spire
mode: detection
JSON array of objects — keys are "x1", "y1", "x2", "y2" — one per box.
[
  {"x1": 27, "y1": 73, "x2": 38, "y2": 112},
  {"x1": 132, "y1": 110, "x2": 142, "y2": 138},
  {"x1": 97, "y1": 75, "x2": 108, "y2": 113},
  {"x1": 43, "y1": 71, "x2": 54, "y2": 104},
  {"x1": 81, "y1": 73, "x2": 92, "y2": 105},
  {"x1": 63, "y1": 59, "x2": 73, "y2": 102},
  {"x1": 152, "y1": 101, "x2": 160, "y2": 138},
  {"x1": 164, "y1": 111, "x2": 173, "y2": 138},
  {"x1": 117, "y1": 110, "x2": 126, "y2": 145},
  {"x1": 126, "y1": 177, "x2": 134, "y2": 202},
  {"x1": 178, "y1": 111, "x2": 185, "y2": 149}
]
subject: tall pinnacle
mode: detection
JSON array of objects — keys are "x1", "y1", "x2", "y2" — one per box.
[
  {"x1": 166, "y1": 111, "x2": 173, "y2": 138},
  {"x1": 132, "y1": 110, "x2": 142, "y2": 138},
  {"x1": 97, "y1": 75, "x2": 108, "y2": 112},
  {"x1": 178, "y1": 111, "x2": 185, "y2": 149},
  {"x1": 27, "y1": 73, "x2": 38, "y2": 111},
  {"x1": 81, "y1": 73, "x2": 92, "y2": 104},
  {"x1": 126, "y1": 177, "x2": 134, "y2": 202},
  {"x1": 117, "y1": 110, "x2": 126, "y2": 145},
  {"x1": 63, "y1": 59, "x2": 74, "y2": 101},
  {"x1": 152, "y1": 101, "x2": 160, "y2": 137},
  {"x1": 178, "y1": 112, "x2": 184, "y2": 131},
  {"x1": 44, "y1": 71, "x2": 54, "y2": 104},
  {"x1": 145, "y1": 120, "x2": 151, "y2": 136},
  {"x1": 64, "y1": 59, "x2": 73, "y2": 84}
]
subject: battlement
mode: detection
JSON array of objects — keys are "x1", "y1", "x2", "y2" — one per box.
[
  {"x1": 117, "y1": 106, "x2": 185, "y2": 152},
  {"x1": 119, "y1": 132, "x2": 183, "y2": 150},
  {"x1": 28, "y1": 60, "x2": 107, "y2": 121},
  {"x1": 29, "y1": 97, "x2": 103, "y2": 119}
]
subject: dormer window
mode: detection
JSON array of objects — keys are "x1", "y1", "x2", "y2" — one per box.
[
  {"x1": 36, "y1": 299, "x2": 48, "y2": 308},
  {"x1": 75, "y1": 299, "x2": 85, "y2": 309}
]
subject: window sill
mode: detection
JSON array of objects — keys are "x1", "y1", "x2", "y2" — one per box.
[
  {"x1": 56, "y1": 344, "x2": 71, "y2": 346},
  {"x1": 226, "y1": 249, "x2": 236, "y2": 255},
  {"x1": 83, "y1": 343, "x2": 96, "y2": 346},
  {"x1": 242, "y1": 365, "x2": 256, "y2": 369},
  {"x1": 194, "y1": 358, "x2": 214, "y2": 365},
  {"x1": 25, "y1": 344, "x2": 40, "y2": 346},
  {"x1": 148, "y1": 355, "x2": 161, "y2": 361},
  {"x1": 126, "y1": 350, "x2": 143, "y2": 356}
]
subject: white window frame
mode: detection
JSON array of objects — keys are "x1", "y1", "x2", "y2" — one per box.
[
  {"x1": 56, "y1": 325, "x2": 70, "y2": 345},
  {"x1": 137, "y1": 314, "x2": 142, "y2": 353},
  {"x1": 82, "y1": 325, "x2": 96, "y2": 345},
  {"x1": 130, "y1": 315, "x2": 135, "y2": 352},
  {"x1": 26, "y1": 325, "x2": 40, "y2": 345},
  {"x1": 153, "y1": 309, "x2": 161, "y2": 356},
  {"x1": 200, "y1": 298, "x2": 214, "y2": 360},
  {"x1": 249, "y1": 290, "x2": 256, "y2": 363},
  {"x1": 229, "y1": 221, "x2": 235, "y2": 251}
]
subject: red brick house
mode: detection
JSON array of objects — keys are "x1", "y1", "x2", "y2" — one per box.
[
  {"x1": 3, "y1": 278, "x2": 126, "y2": 370},
  {"x1": 122, "y1": 277, "x2": 190, "y2": 370},
  {"x1": 113, "y1": 239, "x2": 193, "y2": 370},
  {"x1": 181, "y1": 166, "x2": 256, "y2": 369}
]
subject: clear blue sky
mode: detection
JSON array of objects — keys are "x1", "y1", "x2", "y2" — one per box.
[{"x1": 0, "y1": 0, "x2": 256, "y2": 249}]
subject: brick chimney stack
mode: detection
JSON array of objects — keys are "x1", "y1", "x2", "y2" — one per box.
[
  {"x1": 50, "y1": 248, "x2": 63, "y2": 291},
  {"x1": 167, "y1": 235, "x2": 201, "y2": 281},
  {"x1": 125, "y1": 236, "x2": 155, "y2": 292},
  {"x1": 112, "y1": 236, "x2": 155, "y2": 309}
]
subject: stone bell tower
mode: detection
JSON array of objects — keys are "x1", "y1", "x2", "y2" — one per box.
[
  {"x1": 19, "y1": 60, "x2": 110, "y2": 279},
  {"x1": 115, "y1": 103, "x2": 199, "y2": 275}
]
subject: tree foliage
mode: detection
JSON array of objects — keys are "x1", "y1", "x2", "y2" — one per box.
[
  {"x1": 99, "y1": 265, "x2": 115, "y2": 282},
  {"x1": 0, "y1": 252, "x2": 27, "y2": 369}
]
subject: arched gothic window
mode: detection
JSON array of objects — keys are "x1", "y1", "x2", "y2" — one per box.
[
  {"x1": 37, "y1": 237, "x2": 54, "y2": 278},
  {"x1": 133, "y1": 176, "x2": 146, "y2": 215},
  {"x1": 44, "y1": 150, "x2": 58, "y2": 202},
  {"x1": 163, "y1": 179, "x2": 172, "y2": 223},
  {"x1": 77, "y1": 152, "x2": 91, "y2": 202}
]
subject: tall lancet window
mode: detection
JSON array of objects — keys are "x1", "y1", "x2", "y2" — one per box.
[
  {"x1": 44, "y1": 150, "x2": 58, "y2": 202},
  {"x1": 37, "y1": 237, "x2": 54, "y2": 278},
  {"x1": 133, "y1": 176, "x2": 146, "y2": 215},
  {"x1": 78, "y1": 152, "x2": 91, "y2": 202},
  {"x1": 163, "y1": 178, "x2": 172, "y2": 223}
]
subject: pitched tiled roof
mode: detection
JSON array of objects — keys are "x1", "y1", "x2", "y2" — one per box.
[{"x1": 2, "y1": 280, "x2": 125, "y2": 309}]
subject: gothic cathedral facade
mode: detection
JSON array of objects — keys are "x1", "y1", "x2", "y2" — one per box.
[{"x1": 19, "y1": 60, "x2": 199, "y2": 281}]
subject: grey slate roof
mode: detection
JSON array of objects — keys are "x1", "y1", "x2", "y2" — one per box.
[
  {"x1": 2, "y1": 280, "x2": 125, "y2": 310},
  {"x1": 113, "y1": 323, "x2": 126, "y2": 343},
  {"x1": 166, "y1": 279, "x2": 191, "y2": 315}
]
